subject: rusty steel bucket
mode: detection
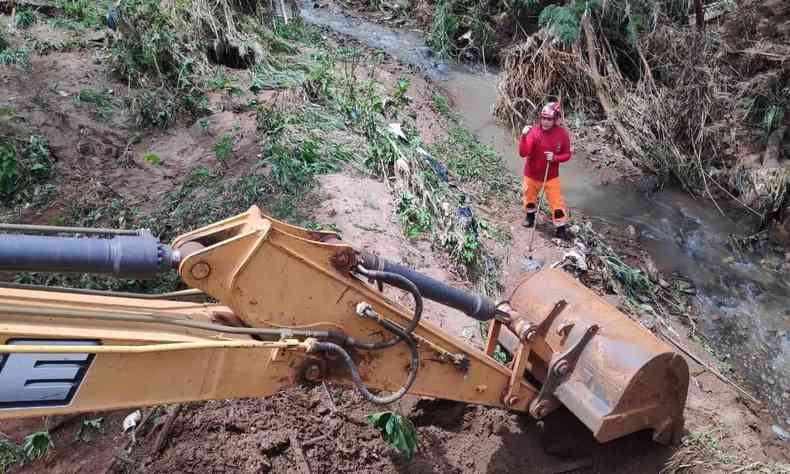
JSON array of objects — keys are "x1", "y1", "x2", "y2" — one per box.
[{"x1": 508, "y1": 268, "x2": 689, "y2": 444}]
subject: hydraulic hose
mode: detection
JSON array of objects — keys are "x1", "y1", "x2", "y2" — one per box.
[
  {"x1": 353, "y1": 265, "x2": 422, "y2": 349},
  {"x1": 0, "y1": 303, "x2": 339, "y2": 341},
  {"x1": 310, "y1": 319, "x2": 419, "y2": 405},
  {"x1": 358, "y1": 251, "x2": 497, "y2": 321}
]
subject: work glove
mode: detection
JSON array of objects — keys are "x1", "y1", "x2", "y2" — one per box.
[
  {"x1": 522, "y1": 125, "x2": 531, "y2": 135},
  {"x1": 545, "y1": 151, "x2": 554, "y2": 162}
]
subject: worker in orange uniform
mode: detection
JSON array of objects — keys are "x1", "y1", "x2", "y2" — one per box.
[{"x1": 519, "y1": 102, "x2": 572, "y2": 241}]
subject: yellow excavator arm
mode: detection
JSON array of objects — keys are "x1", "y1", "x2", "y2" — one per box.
[{"x1": 0, "y1": 207, "x2": 688, "y2": 444}]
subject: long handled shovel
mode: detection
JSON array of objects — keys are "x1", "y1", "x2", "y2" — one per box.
[{"x1": 526, "y1": 153, "x2": 552, "y2": 264}]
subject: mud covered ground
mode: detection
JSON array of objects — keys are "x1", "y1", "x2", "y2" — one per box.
[{"x1": 0, "y1": 6, "x2": 788, "y2": 474}]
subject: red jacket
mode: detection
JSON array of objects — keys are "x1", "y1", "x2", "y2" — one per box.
[{"x1": 518, "y1": 125, "x2": 572, "y2": 181}]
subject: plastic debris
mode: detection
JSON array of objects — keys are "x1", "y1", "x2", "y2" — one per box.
[
  {"x1": 522, "y1": 257, "x2": 542, "y2": 272},
  {"x1": 123, "y1": 409, "x2": 142, "y2": 433},
  {"x1": 562, "y1": 250, "x2": 588, "y2": 271},
  {"x1": 773, "y1": 424, "x2": 790, "y2": 442},
  {"x1": 387, "y1": 122, "x2": 407, "y2": 140},
  {"x1": 416, "y1": 146, "x2": 449, "y2": 182}
]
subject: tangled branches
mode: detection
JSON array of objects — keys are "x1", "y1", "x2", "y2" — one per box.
[
  {"x1": 495, "y1": 0, "x2": 789, "y2": 224},
  {"x1": 494, "y1": 31, "x2": 596, "y2": 131}
]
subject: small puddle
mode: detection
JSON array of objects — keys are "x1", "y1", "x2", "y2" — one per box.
[{"x1": 298, "y1": 2, "x2": 790, "y2": 430}]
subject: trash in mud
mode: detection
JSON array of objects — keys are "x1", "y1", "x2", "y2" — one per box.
[
  {"x1": 416, "y1": 146, "x2": 449, "y2": 182},
  {"x1": 522, "y1": 257, "x2": 542, "y2": 272},
  {"x1": 772, "y1": 425, "x2": 790, "y2": 442},
  {"x1": 554, "y1": 249, "x2": 587, "y2": 271},
  {"x1": 387, "y1": 122, "x2": 406, "y2": 140},
  {"x1": 123, "y1": 410, "x2": 142, "y2": 433}
]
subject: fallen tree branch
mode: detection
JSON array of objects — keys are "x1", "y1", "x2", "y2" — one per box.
[
  {"x1": 301, "y1": 434, "x2": 329, "y2": 448},
  {"x1": 702, "y1": 169, "x2": 764, "y2": 218},
  {"x1": 732, "y1": 461, "x2": 762, "y2": 473},
  {"x1": 322, "y1": 382, "x2": 338, "y2": 413},
  {"x1": 154, "y1": 404, "x2": 183, "y2": 454},
  {"x1": 290, "y1": 433, "x2": 312, "y2": 474},
  {"x1": 580, "y1": 11, "x2": 639, "y2": 154}
]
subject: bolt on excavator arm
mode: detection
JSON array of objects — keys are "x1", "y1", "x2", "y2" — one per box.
[{"x1": 0, "y1": 206, "x2": 688, "y2": 444}]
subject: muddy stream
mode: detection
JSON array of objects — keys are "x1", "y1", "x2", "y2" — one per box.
[{"x1": 299, "y1": 3, "x2": 789, "y2": 431}]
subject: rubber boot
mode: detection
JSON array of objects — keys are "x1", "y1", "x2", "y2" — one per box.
[
  {"x1": 555, "y1": 225, "x2": 570, "y2": 241},
  {"x1": 523, "y1": 213, "x2": 535, "y2": 228}
]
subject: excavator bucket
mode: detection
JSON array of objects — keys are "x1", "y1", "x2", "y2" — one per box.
[{"x1": 507, "y1": 268, "x2": 689, "y2": 444}]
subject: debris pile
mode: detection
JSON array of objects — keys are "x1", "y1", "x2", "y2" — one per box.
[{"x1": 495, "y1": 0, "x2": 790, "y2": 235}]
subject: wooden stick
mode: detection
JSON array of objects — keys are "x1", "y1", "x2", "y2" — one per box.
[
  {"x1": 322, "y1": 382, "x2": 338, "y2": 413},
  {"x1": 154, "y1": 404, "x2": 183, "y2": 454},
  {"x1": 301, "y1": 434, "x2": 329, "y2": 448},
  {"x1": 659, "y1": 330, "x2": 759, "y2": 404},
  {"x1": 732, "y1": 461, "x2": 762, "y2": 473},
  {"x1": 702, "y1": 169, "x2": 763, "y2": 218},
  {"x1": 289, "y1": 434, "x2": 311, "y2": 474}
]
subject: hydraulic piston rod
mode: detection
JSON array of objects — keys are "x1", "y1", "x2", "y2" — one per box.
[
  {"x1": 358, "y1": 251, "x2": 499, "y2": 321},
  {"x1": 0, "y1": 232, "x2": 179, "y2": 279}
]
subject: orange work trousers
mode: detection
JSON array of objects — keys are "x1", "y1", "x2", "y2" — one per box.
[{"x1": 522, "y1": 176, "x2": 569, "y2": 227}]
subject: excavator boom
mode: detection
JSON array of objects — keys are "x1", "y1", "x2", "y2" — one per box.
[{"x1": 0, "y1": 207, "x2": 688, "y2": 444}]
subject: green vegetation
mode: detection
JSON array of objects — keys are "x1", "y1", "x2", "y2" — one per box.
[
  {"x1": 213, "y1": 134, "x2": 234, "y2": 163},
  {"x1": 0, "y1": 430, "x2": 58, "y2": 472},
  {"x1": 74, "y1": 88, "x2": 116, "y2": 121},
  {"x1": 21, "y1": 431, "x2": 53, "y2": 462},
  {"x1": 366, "y1": 411, "x2": 419, "y2": 460},
  {"x1": 427, "y1": 0, "x2": 458, "y2": 60},
  {"x1": 32, "y1": 38, "x2": 83, "y2": 55},
  {"x1": 143, "y1": 152, "x2": 162, "y2": 165},
  {"x1": 0, "y1": 27, "x2": 30, "y2": 67},
  {"x1": 271, "y1": 19, "x2": 325, "y2": 46},
  {"x1": 0, "y1": 135, "x2": 55, "y2": 208},
  {"x1": 208, "y1": 69, "x2": 243, "y2": 96},
  {"x1": 1, "y1": 0, "x2": 506, "y2": 301},
  {"x1": 429, "y1": 93, "x2": 512, "y2": 201},
  {"x1": 75, "y1": 417, "x2": 105, "y2": 443},
  {"x1": 691, "y1": 332, "x2": 735, "y2": 376},
  {"x1": 15, "y1": 9, "x2": 38, "y2": 29},
  {"x1": 110, "y1": 0, "x2": 211, "y2": 127},
  {"x1": 538, "y1": 3, "x2": 588, "y2": 45},
  {"x1": 0, "y1": 436, "x2": 22, "y2": 474},
  {"x1": 746, "y1": 93, "x2": 787, "y2": 139},
  {"x1": 54, "y1": 0, "x2": 106, "y2": 28}
]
